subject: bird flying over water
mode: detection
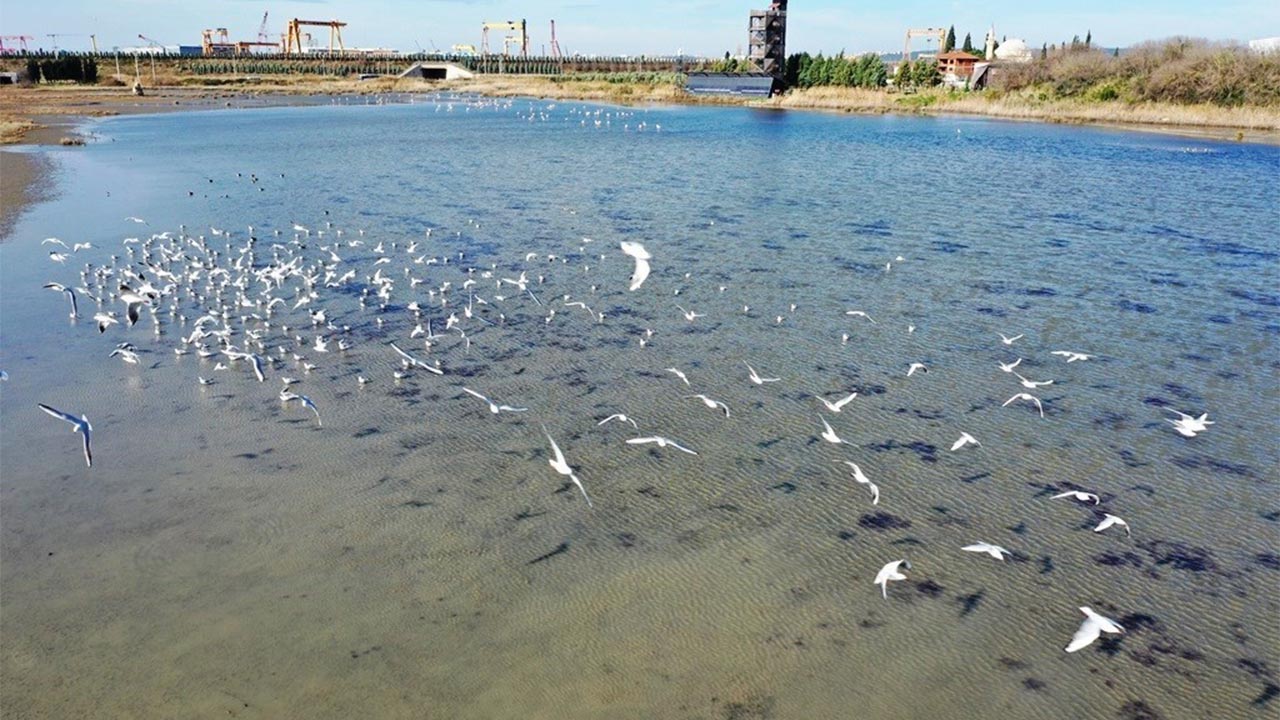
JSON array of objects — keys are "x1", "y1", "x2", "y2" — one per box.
[
  {"x1": 1064, "y1": 606, "x2": 1124, "y2": 653},
  {"x1": 543, "y1": 424, "x2": 592, "y2": 508},
  {"x1": 874, "y1": 559, "x2": 910, "y2": 599},
  {"x1": 1094, "y1": 513, "x2": 1131, "y2": 536},
  {"x1": 619, "y1": 241, "x2": 651, "y2": 291},
  {"x1": 1052, "y1": 490, "x2": 1100, "y2": 505},
  {"x1": 961, "y1": 542, "x2": 1011, "y2": 560},
  {"x1": 37, "y1": 403, "x2": 93, "y2": 467},
  {"x1": 43, "y1": 282, "x2": 79, "y2": 318},
  {"x1": 950, "y1": 432, "x2": 980, "y2": 451},
  {"x1": 1003, "y1": 392, "x2": 1045, "y2": 418},
  {"x1": 816, "y1": 391, "x2": 857, "y2": 413},
  {"x1": 743, "y1": 361, "x2": 780, "y2": 385},
  {"x1": 626, "y1": 436, "x2": 698, "y2": 455},
  {"x1": 462, "y1": 386, "x2": 528, "y2": 414}
]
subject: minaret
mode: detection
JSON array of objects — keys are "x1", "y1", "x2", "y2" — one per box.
[{"x1": 985, "y1": 25, "x2": 996, "y2": 60}]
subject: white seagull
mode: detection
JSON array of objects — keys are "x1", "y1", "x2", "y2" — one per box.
[
  {"x1": 1064, "y1": 606, "x2": 1125, "y2": 653},
  {"x1": 841, "y1": 461, "x2": 879, "y2": 505},
  {"x1": 819, "y1": 417, "x2": 847, "y2": 445},
  {"x1": 1166, "y1": 409, "x2": 1213, "y2": 438},
  {"x1": 845, "y1": 310, "x2": 876, "y2": 323},
  {"x1": 390, "y1": 342, "x2": 444, "y2": 375},
  {"x1": 950, "y1": 432, "x2": 980, "y2": 451},
  {"x1": 874, "y1": 559, "x2": 911, "y2": 599},
  {"x1": 665, "y1": 367, "x2": 690, "y2": 386},
  {"x1": 687, "y1": 394, "x2": 730, "y2": 417},
  {"x1": 907, "y1": 362, "x2": 928, "y2": 377},
  {"x1": 1013, "y1": 372, "x2": 1054, "y2": 389},
  {"x1": 597, "y1": 413, "x2": 639, "y2": 429},
  {"x1": 542, "y1": 425, "x2": 593, "y2": 508},
  {"x1": 43, "y1": 282, "x2": 79, "y2": 318},
  {"x1": 619, "y1": 241, "x2": 652, "y2": 291},
  {"x1": 999, "y1": 333, "x2": 1024, "y2": 345},
  {"x1": 626, "y1": 436, "x2": 698, "y2": 455},
  {"x1": 1003, "y1": 392, "x2": 1045, "y2": 418},
  {"x1": 961, "y1": 542, "x2": 1011, "y2": 560},
  {"x1": 815, "y1": 391, "x2": 858, "y2": 413},
  {"x1": 37, "y1": 403, "x2": 93, "y2": 467},
  {"x1": 1052, "y1": 490, "x2": 1100, "y2": 505},
  {"x1": 1094, "y1": 513, "x2": 1131, "y2": 536},
  {"x1": 744, "y1": 361, "x2": 780, "y2": 385},
  {"x1": 462, "y1": 387, "x2": 528, "y2": 414},
  {"x1": 998, "y1": 358, "x2": 1023, "y2": 373},
  {"x1": 1051, "y1": 350, "x2": 1092, "y2": 363}
]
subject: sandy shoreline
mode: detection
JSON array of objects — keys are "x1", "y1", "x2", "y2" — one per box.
[{"x1": 1, "y1": 80, "x2": 1276, "y2": 241}]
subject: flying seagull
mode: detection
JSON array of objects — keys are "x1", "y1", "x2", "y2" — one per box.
[
  {"x1": 874, "y1": 559, "x2": 911, "y2": 599},
  {"x1": 999, "y1": 333, "x2": 1024, "y2": 345},
  {"x1": 819, "y1": 417, "x2": 847, "y2": 445},
  {"x1": 1003, "y1": 392, "x2": 1045, "y2": 418},
  {"x1": 43, "y1": 282, "x2": 78, "y2": 318},
  {"x1": 950, "y1": 432, "x2": 980, "y2": 451},
  {"x1": 841, "y1": 461, "x2": 879, "y2": 505},
  {"x1": 542, "y1": 424, "x2": 592, "y2": 508},
  {"x1": 619, "y1": 241, "x2": 652, "y2": 291},
  {"x1": 815, "y1": 391, "x2": 858, "y2": 413},
  {"x1": 626, "y1": 435, "x2": 698, "y2": 455},
  {"x1": 597, "y1": 413, "x2": 639, "y2": 429},
  {"x1": 1051, "y1": 350, "x2": 1092, "y2": 363},
  {"x1": 744, "y1": 361, "x2": 780, "y2": 385},
  {"x1": 1094, "y1": 513, "x2": 1131, "y2": 536},
  {"x1": 462, "y1": 387, "x2": 528, "y2": 414},
  {"x1": 1166, "y1": 409, "x2": 1212, "y2": 438},
  {"x1": 390, "y1": 342, "x2": 444, "y2": 375},
  {"x1": 1052, "y1": 490, "x2": 1100, "y2": 505},
  {"x1": 1064, "y1": 606, "x2": 1125, "y2": 653},
  {"x1": 37, "y1": 403, "x2": 93, "y2": 467},
  {"x1": 687, "y1": 394, "x2": 730, "y2": 417},
  {"x1": 961, "y1": 542, "x2": 1011, "y2": 560}
]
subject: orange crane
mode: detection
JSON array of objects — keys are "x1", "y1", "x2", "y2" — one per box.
[{"x1": 284, "y1": 18, "x2": 346, "y2": 55}]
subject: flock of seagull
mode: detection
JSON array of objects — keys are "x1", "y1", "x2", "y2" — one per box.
[{"x1": 15, "y1": 155, "x2": 1216, "y2": 660}]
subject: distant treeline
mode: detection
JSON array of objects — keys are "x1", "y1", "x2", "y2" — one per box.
[
  {"x1": 996, "y1": 38, "x2": 1278, "y2": 106},
  {"x1": 25, "y1": 56, "x2": 98, "y2": 83}
]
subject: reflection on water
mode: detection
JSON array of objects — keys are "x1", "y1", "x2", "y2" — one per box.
[{"x1": 2, "y1": 97, "x2": 1278, "y2": 719}]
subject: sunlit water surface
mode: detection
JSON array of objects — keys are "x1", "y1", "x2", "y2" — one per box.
[{"x1": 2, "y1": 96, "x2": 1278, "y2": 720}]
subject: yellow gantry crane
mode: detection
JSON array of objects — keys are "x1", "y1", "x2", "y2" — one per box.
[
  {"x1": 480, "y1": 20, "x2": 527, "y2": 56},
  {"x1": 284, "y1": 18, "x2": 346, "y2": 55}
]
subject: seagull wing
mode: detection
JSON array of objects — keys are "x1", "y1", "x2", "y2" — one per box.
[
  {"x1": 38, "y1": 403, "x2": 80, "y2": 426},
  {"x1": 833, "y1": 392, "x2": 857, "y2": 410},
  {"x1": 543, "y1": 426, "x2": 569, "y2": 469},
  {"x1": 462, "y1": 387, "x2": 490, "y2": 403},
  {"x1": 626, "y1": 437, "x2": 661, "y2": 446},
  {"x1": 80, "y1": 425, "x2": 93, "y2": 467}
]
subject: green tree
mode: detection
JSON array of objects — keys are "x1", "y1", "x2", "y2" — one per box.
[
  {"x1": 895, "y1": 59, "x2": 912, "y2": 87},
  {"x1": 944, "y1": 25, "x2": 956, "y2": 53},
  {"x1": 962, "y1": 33, "x2": 973, "y2": 54},
  {"x1": 832, "y1": 55, "x2": 855, "y2": 86},
  {"x1": 1113, "y1": 47, "x2": 1119, "y2": 58},
  {"x1": 913, "y1": 59, "x2": 939, "y2": 87},
  {"x1": 861, "y1": 54, "x2": 887, "y2": 87},
  {"x1": 1071, "y1": 35, "x2": 1081, "y2": 49},
  {"x1": 1085, "y1": 30, "x2": 1092, "y2": 47},
  {"x1": 1041, "y1": 43, "x2": 1048, "y2": 60}
]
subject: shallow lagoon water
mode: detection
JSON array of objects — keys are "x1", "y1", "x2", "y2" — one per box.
[{"x1": 1, "y1": 97, "x2": 1278, "y2": 719}]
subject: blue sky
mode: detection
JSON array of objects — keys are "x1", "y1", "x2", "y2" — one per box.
[{"x1": 5, "y1": 1, "x2": 1276, "y2": 56}]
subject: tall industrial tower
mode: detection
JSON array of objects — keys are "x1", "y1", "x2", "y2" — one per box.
[{"x1": 748, "y1": 1, "x2": 788, "y2": 83}]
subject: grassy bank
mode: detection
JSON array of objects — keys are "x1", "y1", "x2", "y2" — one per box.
[{"x1": 766, "y1": 85, "x2": 1280, "y2": 132}]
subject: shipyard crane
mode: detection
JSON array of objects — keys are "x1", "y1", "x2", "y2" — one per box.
[
  {"x1": 0, "y1": 35, "x2": 34, "y2": 54},
  {"x1": 903, "y1": 27, "x2": 947, "y2": 61},
  {"x1": 549, "y1": 20, "x2": 562, "y2": 59},
  {"x1": 284, "y1": 18, "x2": 346, "y2": 55},
  {"x1": 481, "y1": 20, "x2": 527, "y2": 56},
  {"x1": 47, "y1": 33, "x2": 98, "y2": 53},
  {"x1": 256, "y1": 12, "x2": 271, "y2": 43}
]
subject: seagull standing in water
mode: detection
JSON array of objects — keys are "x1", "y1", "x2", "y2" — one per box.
[
  {"x1": 1064, "y1": 606, "x2": 1125, "y2": 653},
  {"x1": 542, "y1": 425, "x2": 592, "y2": 508},
  {"x1": 37, "y1": 403, "x2": 93, "y2": 467}
]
